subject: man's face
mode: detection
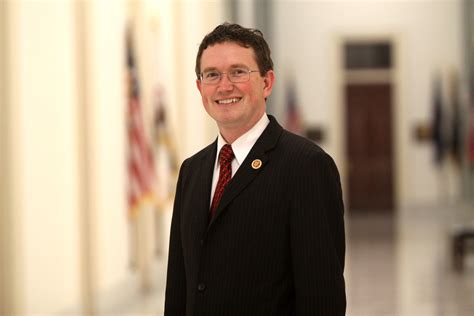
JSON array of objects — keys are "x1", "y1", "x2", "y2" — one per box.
[{"x1": 196, "y1": 42, "x2": 274, "y2": 136}]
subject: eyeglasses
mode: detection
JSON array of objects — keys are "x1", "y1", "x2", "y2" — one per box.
[{"x1": 199, "y1": 68, "x2": 260, "y2": 85}]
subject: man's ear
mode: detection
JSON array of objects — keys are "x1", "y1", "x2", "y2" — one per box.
[
  {"x1": 196, "y1": 79, "x2": 202, "y2": 95},
  {"x1": 263, "y1": 70, "x2": 275, "y2": 99}
]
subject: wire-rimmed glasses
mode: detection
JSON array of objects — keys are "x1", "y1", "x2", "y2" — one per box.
[{"x1": 199, "y1": 68, "x2": 260, "y2": 85}]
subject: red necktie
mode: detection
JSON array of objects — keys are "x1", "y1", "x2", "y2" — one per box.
[{"x1": 210, "y1": 144, "x2": 234, "y2": 217}]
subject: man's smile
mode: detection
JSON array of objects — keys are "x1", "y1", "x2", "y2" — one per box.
[{"x1": 216, "y1": 97, "x2": 242, "y2": 105}]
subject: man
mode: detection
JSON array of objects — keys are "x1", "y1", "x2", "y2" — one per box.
[{"x1": 165, "y1": 23, "x2": 346, "y2": 315}]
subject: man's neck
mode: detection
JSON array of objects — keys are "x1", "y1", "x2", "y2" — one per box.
[
  {"x1": 220, "y1": 128, "x2": 247, "y2": 144},
  {"x1": 219, "y1": 114, "x2": 266, "y2": 144}
]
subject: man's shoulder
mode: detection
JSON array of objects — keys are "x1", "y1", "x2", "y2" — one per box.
[{"x1": 277, "y1": 130, "x2": 340, "y2": 178}]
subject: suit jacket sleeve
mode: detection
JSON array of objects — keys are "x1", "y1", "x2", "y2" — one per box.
[
  {"x1": 164, "y1": 161, "x2": 187, "y2": 315},
  {"x1": 290, "y1": 150, "x2": 346, "y2": 315}
]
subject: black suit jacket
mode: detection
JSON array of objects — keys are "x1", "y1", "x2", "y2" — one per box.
[{"x1": 165, "y1": 116, "x2": 346, "y2": 315}]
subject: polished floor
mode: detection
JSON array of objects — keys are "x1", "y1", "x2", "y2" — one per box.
[
  {"x1": 115, "y1": 203, "x2": 474, "y2": 316},
  {"x1": 346, "y1": 204, "x2": 474, "y2": 316}
]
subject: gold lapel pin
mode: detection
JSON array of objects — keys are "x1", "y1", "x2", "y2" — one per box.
[{"x1": 251, "y1": 159, "x2": 262, "y2": 170}]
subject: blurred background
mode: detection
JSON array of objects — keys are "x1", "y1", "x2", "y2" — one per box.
[{"x1": 1, "y1": 0, "x2": 474, "y2": 315}]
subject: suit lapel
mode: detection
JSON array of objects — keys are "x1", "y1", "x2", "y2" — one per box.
[
  {"x1": 208, "y1": 116, "x2": 283, "y2": 228},
  {"x1": 194, "y1": 140, "x2": 217, "y2": 236}
]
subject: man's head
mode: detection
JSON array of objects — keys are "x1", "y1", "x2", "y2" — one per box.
[
  {"x1": 195, "y1": 23, "x2": 275, "y2": 143},
  {"x1": 195, "y1": 22, "x2": 274, "y2": 79}
]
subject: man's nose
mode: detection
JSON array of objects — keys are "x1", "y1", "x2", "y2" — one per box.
[{"x1": 217, "y1": 74, "x2": 234, "y2": 90}]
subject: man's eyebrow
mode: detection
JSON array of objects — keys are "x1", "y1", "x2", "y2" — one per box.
[
  {"x1": 228, "y1": 63, "x2": 249, "y2": 69},
  {"x1": 201, "y1": 64, "x2": 250, "y2": 73},
  {"x1": 201, "y1": 66, "x2": 218, "y2": 73}
]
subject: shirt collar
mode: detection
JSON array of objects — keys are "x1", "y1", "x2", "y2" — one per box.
[{"x1": 216, "y1": 113, "x2": 270, "y2": 167}]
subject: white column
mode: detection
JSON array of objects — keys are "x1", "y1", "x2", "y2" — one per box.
[
  {"x1": 78, "y1": 0, "x2": 129, "y2": 313},
  {"x1": 8, "y1": 0, "x2": 82, "y2": 313}
]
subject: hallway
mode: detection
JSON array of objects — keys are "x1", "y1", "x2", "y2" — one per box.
[
  {"x1": 2, "y1": 1, "x2": 472, "y2": 314},
  {"x1": 113, "y1": 203, "x2": 474, "y2": 316}
]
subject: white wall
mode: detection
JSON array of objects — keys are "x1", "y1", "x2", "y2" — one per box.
[
  {"x1": 10, "y1": 0, "x2": 82, "y2": 313},
  {"x1": 273, "y1": 0, "x2": 463, "y2": 207},
  {"x1": 82, "y1": 0, "x2": 129, "y2": 311}
]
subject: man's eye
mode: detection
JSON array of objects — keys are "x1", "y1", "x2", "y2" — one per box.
[
  {"x1": 205, "y1": 72, "x2": 220, "y2": 79},
  {"x1": 230, "y1": 69, "x2": 248, "y2": 77}
]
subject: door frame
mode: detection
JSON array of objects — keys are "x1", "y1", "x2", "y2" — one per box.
[{"x1": 333, "y1": 34, "x2": 403, "y2": 212}]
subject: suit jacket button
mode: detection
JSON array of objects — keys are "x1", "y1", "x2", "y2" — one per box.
[{"x1": 197, "y1": 283, "x2": 206, "y2": 292}]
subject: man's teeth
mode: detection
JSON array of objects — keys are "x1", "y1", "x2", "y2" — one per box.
[{"x1": 217, "y1": 98, "x2": 241, "y2": 104}]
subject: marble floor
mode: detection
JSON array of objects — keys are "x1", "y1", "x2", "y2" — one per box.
[
  {"x1": 346, "y1": 204, "x2": 474, "y2": 316},
  {"x1": 114, "y1": 203, "x2": 474, "y2": 316}
]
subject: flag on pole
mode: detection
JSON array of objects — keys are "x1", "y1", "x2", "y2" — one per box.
[
  {"x1": 152, "y1": 86, "x2": 178, "y2": 209},
  {"x1": 284, "y1": 79, "x2": 304, "y2": 135},
  {"x1": 126, "y1": 33, "x2": 156, "y2": 218},
  {"x1": 448, "y1": 69, "x2": 462, "y2": 166},
  {"x1": 151, "y1": 87, "x2": 179, "y2": 256},
  {"x1": 431, "y1": 75, "x2": 445, "y2": 166}
]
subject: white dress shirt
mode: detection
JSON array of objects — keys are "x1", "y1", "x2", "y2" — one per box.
[{"x1": 209, "y1": 113, "x2": 270, "y2": 206}]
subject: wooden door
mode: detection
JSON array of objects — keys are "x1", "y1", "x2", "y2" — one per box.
[{"x1": 346, "y1": 84, "x2": 394, "y2": 211}]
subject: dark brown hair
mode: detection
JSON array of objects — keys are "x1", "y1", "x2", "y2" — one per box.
[{"x1": 195, "y1": 22, "x2": 274, "y2": 79}]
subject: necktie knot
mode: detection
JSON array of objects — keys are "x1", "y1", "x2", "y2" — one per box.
[{"x1": 219, "y1": 144, "x2": 234, "y2": 164}]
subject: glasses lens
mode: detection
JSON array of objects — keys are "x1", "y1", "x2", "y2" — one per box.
[
  {"x1": 201, "y1": 69, "x2": 252, "y2": 84},
  {"x1": 202, "y1": 71, "x2": 220, "y2": 84},
  {"x1": 229, "y1": 68, "x2": 249, "y2": 83}
]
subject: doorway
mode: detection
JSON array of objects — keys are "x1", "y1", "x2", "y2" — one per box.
[{"x1": 344, "y1": 41, "x2": 395, "y2": 212}]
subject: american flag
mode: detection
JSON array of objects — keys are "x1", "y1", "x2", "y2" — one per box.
[
  {"x1": 284, "y1": 79, "x2": 303, "y2": 135},
  {"x1": 126, "y1": 35, "x2": 156, "y2": 217},
  {"x1": 152, "y1": 87, "x2": 178, "y2": 207}
]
